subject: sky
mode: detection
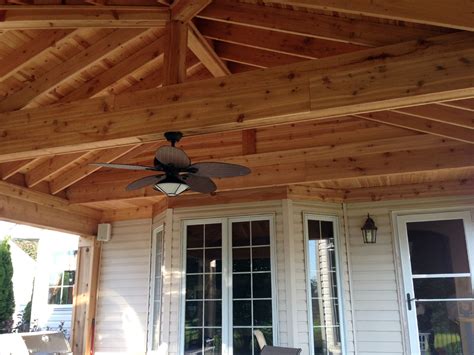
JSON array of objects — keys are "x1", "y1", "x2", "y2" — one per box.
[{"x1": 0, "y1": 220, "x2": 78, "y2": 241}]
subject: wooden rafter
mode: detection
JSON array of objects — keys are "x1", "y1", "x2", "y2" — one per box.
[
  {"x1": 198, "y1": 0, "x2": 446, "y2": 47},
  {"x1": 25, "y1": 152, "x2": 86, "y2": 188},
  {"x1": 0, "y1": 32, "x2": 472, "y2": 163},
  {"x1": 395, "y1": 104, "x2": 474, "y2": 130},
  {"x1": 196, "y1": 19, "x2": 365, "y2": 59},
  {"x1": 58, "y1": 32, "x2": 166, "y2": 103},
  {"x1": 49, "y1": 145, "x2": 140, "y2": 195},
  {"x1": 0, "y1": 29, "x2": 73, "y2": 81},
  {"x1": 188, "y1": 22, "x2": 230, "y2": 77},
  {"x1": 0, "y1": 6, "x2": 170, "y2": 29},
  {"x1": 0, "y1": 28, "x2": 147, "y2": 112},
  {"x1": 1, "y1": 159, "x2": 34, "y2": 180},
  {"x1": 355, "y1": 112, "x2": 474, "y2": 144},
  {"x1": 265, "y1": 0, "x2": 474, "y2": 31}
]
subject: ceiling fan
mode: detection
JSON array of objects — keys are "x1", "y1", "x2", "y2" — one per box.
[{"x1": 91, "y1": 132, "x2": 251, "y2": 197}]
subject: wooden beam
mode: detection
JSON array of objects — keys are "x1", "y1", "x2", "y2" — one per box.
[
  {"x1": 196, "y1": 18, "x2": 365, "y2": 59},
  {"x1": 101, "y1": 205, "x2": 154, "y2": 222},
  {"x1": 171, "y1": 0, "x2": 211, "y2": 22},
  {"x1": 0, "y1": 180, "x2": 100, "y2": 236},
  {"x1": 58, "y1": 33, "x2": 166, "y2": 103},
  {"x1": 198, "y1": 0, "x2": 445, "y2": 47},
  {"x1": 0, "y1": 28, "x2": 147, "y2": 112},
  {"x1": 355, "y1": 111, "x2": 474, "y2": 144},
  {"x1": 163, "y1": 20, "x2": 188, "y2": 85},
  {"x1": 65, "y1": 135, "x2": 472, "y2": 203},
  {"x1": 0, "y1": 6, "x2": 170, "y2": 29},
  {"x1": 49, "y1": 145, "x2": 140, "y2": 194},
  {"x1": 0, "y1": 32, "x2": 473, "y2": 162},
  {"x1": 188, "y1": 22, "x2": 230, "y2": 77},
  {"x1": 265, "y1": 0, "x2": 474, "y2": 32},
  {"x1": 71, "y1": 237, "x2": 101, "y2": 355},
  {"x1": 0, "y1": 29, "x2": 73, "y2": 81}
]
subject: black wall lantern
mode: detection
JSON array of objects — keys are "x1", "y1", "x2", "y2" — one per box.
[{"x1": 361, "y1": 214, "x2": 377, "y2": 244}]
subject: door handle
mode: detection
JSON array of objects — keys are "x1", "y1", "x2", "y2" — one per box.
[{"x1": 407, "y1": 293, "x2": 417, "y2": 310}]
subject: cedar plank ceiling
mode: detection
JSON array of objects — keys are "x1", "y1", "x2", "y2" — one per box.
[{"x1": 0, "y1": 0, "x2": 472, "y2": 217}]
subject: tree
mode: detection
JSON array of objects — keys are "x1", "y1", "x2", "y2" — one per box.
[{"x1": 0, "y1": 239, "x2": 15, "y2": 333}]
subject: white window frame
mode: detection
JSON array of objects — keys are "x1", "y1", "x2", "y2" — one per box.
[
  {"x1": 396, "y1": 210, "x2": 474, "y2": 355},
  {"x1": 147, "y1": 225, "x2": 165, "y2": 354},
  {"x1": 303, "y1": 214, "x2": 347, "y2": 355},
  {"x1": 228, "y1": 215, "x2": 279, "y2": 354},
  {"x1": 179, "y1": 215, "x2": 278, "y2": 355}
]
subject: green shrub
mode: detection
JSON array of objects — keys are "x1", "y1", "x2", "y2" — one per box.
[{"x1": 0, "y1": 239, "x2": 15, "y2": 333}]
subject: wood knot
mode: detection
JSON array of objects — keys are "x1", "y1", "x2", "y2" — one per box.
[{"x1": 236, "y1": 113, "x2": 245, "y2": 123}]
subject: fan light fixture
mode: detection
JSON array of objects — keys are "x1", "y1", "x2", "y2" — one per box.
[
  {"x1": 153, "y1": 175, "x2": 189, "y2": 197},
  {"x1": 361, "y1": 214, "x2": 377, "y2": 244},
  {"x1": 90, "y1": 131, "x2": 251, "y2": 197}
]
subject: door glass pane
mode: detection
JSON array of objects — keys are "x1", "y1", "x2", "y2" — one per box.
[
  {"x1": 408, "y1": 220, "x2": 469, "y2": 274},
  {"x1": 407, "y1": 219, "x2": 474, "y2": 355},
  {"x1": 414, "y1": 277, "x2": 473, "y2": 299},
  {"x1": 307, "y1": 219, "x2": 342, "y2": 355},
  {"x1": 231, "y1": 219, "x2": 273, "y2": 355},
  {"x1": 416, "y1": 301, "x2": 474, "y2": 355},
  {"x1": 184, "y1": 223, "x2": 222, "y2": 354}
]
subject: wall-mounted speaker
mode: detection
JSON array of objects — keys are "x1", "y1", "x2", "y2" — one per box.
[{"x1": 97, "y1": 223, "x2": 112, "y2": 242}]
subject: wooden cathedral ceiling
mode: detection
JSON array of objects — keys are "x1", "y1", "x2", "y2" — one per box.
[{"x1": 0, "y1": 0, "x2": 472, "y2": 229}]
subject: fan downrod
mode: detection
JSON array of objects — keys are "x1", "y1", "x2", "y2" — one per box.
[{"x1": 164, "y1": 131, "x2": 183, "y2": 147}]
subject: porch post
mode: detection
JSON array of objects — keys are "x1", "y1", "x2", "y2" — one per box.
[{"x1": 71, "y1": 236, "x2": 102, "y2": 355}]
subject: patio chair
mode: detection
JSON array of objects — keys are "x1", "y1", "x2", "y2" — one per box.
[
  {"x1": 254, "y1": 330, "x2": 267, "y2": 350},
  {"x1": 260, "y1": 346, "x2": 302, "y2": 355},
  {"x1": 253, "y1": 330, "x2": 302, "y2": 355}
]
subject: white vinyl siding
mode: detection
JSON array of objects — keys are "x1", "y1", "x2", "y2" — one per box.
[
  {"x1": 94, "y1": 219, "x2": 153, "y2": 355},
  {"x1": 345, "y1": 196, "x2": 474, "y2": 355}
]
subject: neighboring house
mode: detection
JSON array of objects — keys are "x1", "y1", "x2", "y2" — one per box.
[
  {"x1": 30, "y1": 232, "x2": 78, "y2": 338},
  {"x1": 8, "y1": 240, "x2": 36, "y2": 328}
]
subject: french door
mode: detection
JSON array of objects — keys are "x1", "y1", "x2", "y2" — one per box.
[
  {"x1": 398, "y1": 211, "x2": 474, "y2": 355},
  {"x1": 181, "y1": 216, "x2": 276, "y2": 355}
]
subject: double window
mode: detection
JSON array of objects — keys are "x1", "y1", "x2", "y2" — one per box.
[
  {"x1": 181, "y1": 217, "x2": 276, "y2": 355},
  {"x1": 48, "y1": 270, "x2": 75, "y2": 305},
  {"x1": 304, "y1": 215, "x2": 346, "y2": 355}
]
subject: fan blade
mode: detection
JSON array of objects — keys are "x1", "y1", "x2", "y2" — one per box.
[
  {"x1": 183, "y1": 174, "x2": 217, "y2": 194},
  {"x1": 155, "y1": 146, "x2": 190, "y2": 168},
  {"x1": 190, "y1": 162, "x2": 251, "y2": 178},
  {"x1": 91, "y1": 163, "x2": 159, "y2": 171},
  {"x1": 126, "y1": 175, "x2": 163, "y2": 191}
]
